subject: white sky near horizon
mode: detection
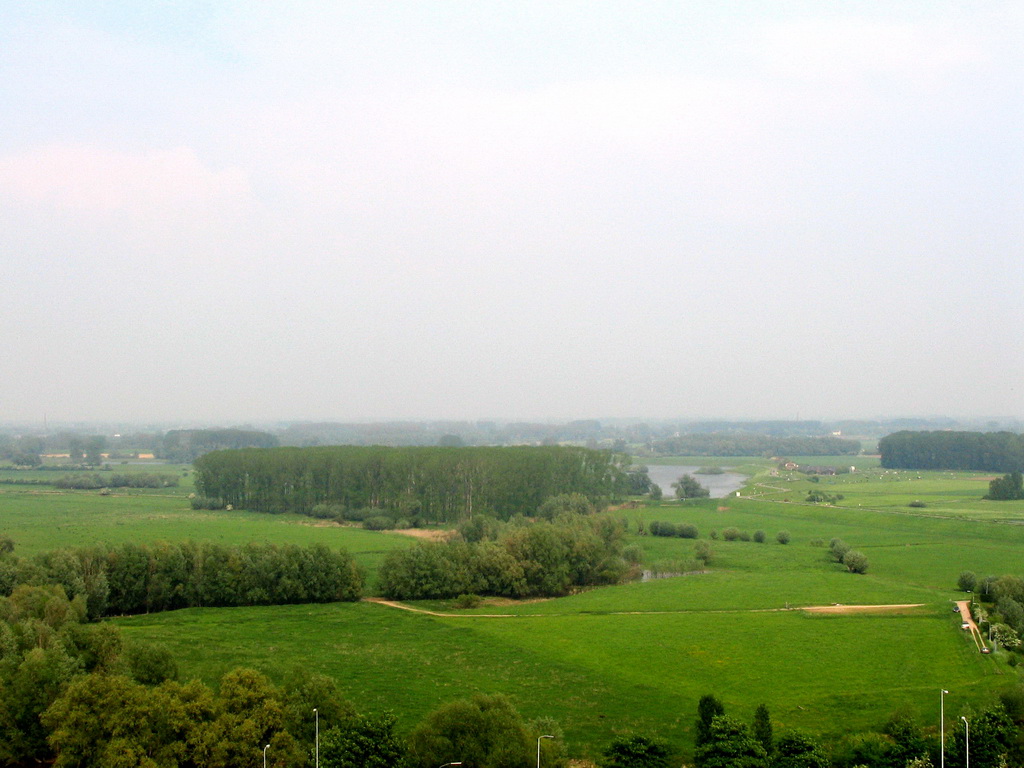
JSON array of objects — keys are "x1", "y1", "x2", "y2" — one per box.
[{"x1": 1, "y1": 1, "x2": 1021, "y2": 425}]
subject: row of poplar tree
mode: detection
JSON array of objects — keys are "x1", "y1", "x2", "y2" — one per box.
[{"x1": 193, "y1": 445, "x2": 630, "y2": 521}]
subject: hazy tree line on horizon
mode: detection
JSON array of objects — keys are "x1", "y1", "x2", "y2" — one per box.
[
  {"x1": 193, "y1": 446, "x2": 629, "y2": 522},
  {"x1": 647, "y1": 434, "x2": 859, "y2": 458},
  {"x1": 880, "y1": 431, "x2": 1024, "y2": 473}
]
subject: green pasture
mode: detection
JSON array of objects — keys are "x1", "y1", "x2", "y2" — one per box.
[
  {"x1": 0, "y1": 489, "x2": 412, "y2": 586},
  {"x1": 117, "y1": 598, "x2": 1003, "y2": 760}
]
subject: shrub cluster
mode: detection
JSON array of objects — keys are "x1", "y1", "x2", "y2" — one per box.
[
  {"x1": 805, "y1": 491, "x2": 844, "y2": 503},
  {"x1": 0, "y1": 541, "x2": 363, "y2": 618},
  {"x1": 649, "y1": 521, "x2": 699, "y2": 538},
  {"x1": 378, "y1": 517, "x2": 627, "y2": 600},
  {"x1": 54, "y1": 473, "x2": 179, "y2": 490}
]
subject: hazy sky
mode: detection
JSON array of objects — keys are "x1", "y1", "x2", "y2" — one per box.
[{"x1": 1, "y1": 2, "x2": 1021, "y2": 424}]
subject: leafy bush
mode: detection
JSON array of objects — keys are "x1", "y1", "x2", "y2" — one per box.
[
  {"x1": 958, "y1": 571, "x2": 977, "y2": 592},
  {"x1": 908, "y1": 500, "x2": 927, "y2": 508},
  {"x1": 622, "y1": 544, "x2": 643, "y2": 566},
  {"x1": 695, "y1": 541, "x2": 713, "y2": 565},
  {"x1": 453, "y1": 593, "x2": 482, "y2": 609},
  {"x1": 753, "y1": 530, "x2": 766, "y2": 543},
  {"x1": 602, "y1": 735, "x2": 672, "y2": 768},
  {"x1": 829, "y1": 538, "x2": 850, "y2": 562},
  {"x1": 777, "y1": 531, "x2": 791, "y2": 545},
  {"x1": 843, "y1": 550, "x2": 869, "y2": 574},
  {"x1": 650, "y1": 521, "x2": 677, "y2": 537},
  {"x1": 678, "y1": 524, "x2": 699, "y2": 539},
  {"x1": 722, "y1": 527, "x2": 744, "y2": 542},
  {"x1": 672, "y1": 474, "x2": 710, "y2": 499},
  {"x1": 363, "y1": 515, "x2": 395, "y2": 531}
]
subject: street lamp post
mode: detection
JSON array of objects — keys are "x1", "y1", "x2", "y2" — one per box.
[
  {"x1": 941, "y1": 689, "x2": 949, "y2": 768},
  {"x1": 962, "y1": 717, "x2": 969, "y2": 768},
  {"x1": 314, "y1": 708, "x2": 319, "y2": 768},
  {"x1": 263, "y1": 744, "x2": 270, "y2": 768},
  {"x1": 537, "y1": 734, "x2": 554, "y2": 768}
]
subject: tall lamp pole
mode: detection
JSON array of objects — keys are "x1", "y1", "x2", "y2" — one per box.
[
  {"x1": 941, "y1": 689, "x2": 949, "y2": 768},
  {"x1": 263, "y1": 744, "x2": 270, "y2": 768},
  {"x1": 314, "y1": 708, "x2": 319, "y2": 768},
  {"x1": 961, "y1": 717, "x2": 969, "y2": 768},
  {"x1": 537, "y1": 735, "x2": 554, "y2": 768}
]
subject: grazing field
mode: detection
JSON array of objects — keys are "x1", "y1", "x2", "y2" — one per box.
[
  {"x1": 5, "y1": 459, "x2": 1024, "y2": 759},
  {"x1": 0, "y1": 469, "x2": 415, "y2": 586}
]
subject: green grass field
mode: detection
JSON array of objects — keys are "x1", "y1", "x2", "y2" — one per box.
[{"x1": 4, "y1": 459, "x2": 1023, "y2": 759}]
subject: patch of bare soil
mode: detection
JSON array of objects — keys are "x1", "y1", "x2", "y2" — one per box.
[
  {"x1": 716, "y1": 506, "x2": 730, "y2": 511},
  {"x1": 802, "y1": 603, "x2": 926, "y2": 615},
  {"x1": 607, "y1": 502, "x2": 641, "y2": 511},
  {"x1": 390, "y1": 528, "x2": 457, "y2": 542}
]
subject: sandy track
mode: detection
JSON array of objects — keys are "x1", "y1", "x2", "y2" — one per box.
[{"x1": 364, "y1": 597, "x2": 927, "y2": 619}]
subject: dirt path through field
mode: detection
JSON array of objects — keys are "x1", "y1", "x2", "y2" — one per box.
[
  {"x1": 364, "y1": 597, "x2": 926, "y2": 619},
  {"x1": 956, "y1": 600, "x2": 987, "y2": 651}
]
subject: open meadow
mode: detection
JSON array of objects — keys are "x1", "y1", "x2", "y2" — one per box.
[{"x1": 3, "y1": 458, "x2": 1023, "y2": 759}]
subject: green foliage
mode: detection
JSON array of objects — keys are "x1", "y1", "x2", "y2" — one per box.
[
  {"x1": 694, "y1": 714, "x2": 768, "y2": 768},
  {"x1": 752, "y1": 704, "x2": 772, "y2": 754},
  {"x1": 776, "y1": 531, "x2": 791, "y2": 545},
  {"x1": 805, "y1": 491, "x2": 843, "y2": 504},
  {"x1": 772, "y1": 732, "x2": 829, "y2": 768},
  {"x1": 829, "y1": 539, "x2": 850, "y2": 563},
  {"x1": 985, "y1": 472, "x2": 1024, "y2": 501},
  {"x1": 842, "y1": 551, "x2": 869, "y2": 574},
  {"x1": 695, "y1": 540, "x2": 713, "y2": 565},
  {"x1": 538, "y1": 492, "x2": 596, "y2": 520},
  {"x1": 673, "y1": 474, "x2": 710, "y2": 499},
  {"x1": 161, "y1": 428, "x2": 279, "y2": 463},
  {"x1": 379, "y1": 517, "x2": 626, "y2": 600},
  {"x1": 652, "y1": 434, "x2": 859, "y2": 457},
  {"x1": 602, "y1": 735, "x2": 672, "y2": 768},
  {"x1": 880, "y1": 431, "x2": 1024, "y2": 473},
  {"x1": 1, "y1": 541, "x2": 362, "y2": 616},
  {"x1": 194, "y1": 445, "x2": 628, "y2": 522},
  {"x1": 320, "y1": 712, "x2": 405, "y2": 768},
  {"x1": 695, "y1": 694, "x2": 725, "y2": 748},
  {"x1": 407, "y1": 693, "x2": 533, "y2": 768},
  {"x1": 946, "y1": 706, "x2": 1015, "y2": 768},
  {"x1": 753, "y1": 530, "x2": 766, "y2": 543}
]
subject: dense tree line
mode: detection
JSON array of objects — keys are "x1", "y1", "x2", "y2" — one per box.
[
  {"x1": 161, "y1": 428, "x2": 280, "y2": 462},
  {"x1": 879, "y1": 431, "x2": 1024, "y2": 472},
  {"x1": 649, "y1": 434, "x2": 859, "y2": 458},
  {"x1": 194, "y1": 446, "x2": 629, "y2": 522},
  {"x1": 0, "y1": 540, "x2": 362, "y2": 619},
  {"x1": 378, "y1": 516, "x2": 628, "y2": 600}
]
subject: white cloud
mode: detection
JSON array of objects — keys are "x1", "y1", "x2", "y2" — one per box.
[{"x1": 0, "y1": 144, "x2": 249, "y2": 218}]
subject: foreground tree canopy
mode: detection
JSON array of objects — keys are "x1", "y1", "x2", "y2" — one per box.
[{"x1": 194, "y1": 446, "x2": 629, "y2": 521}]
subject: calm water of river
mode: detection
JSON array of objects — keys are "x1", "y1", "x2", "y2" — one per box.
[{"x1": 644, "y1": 464, "x2": 747, "y2": 499}]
